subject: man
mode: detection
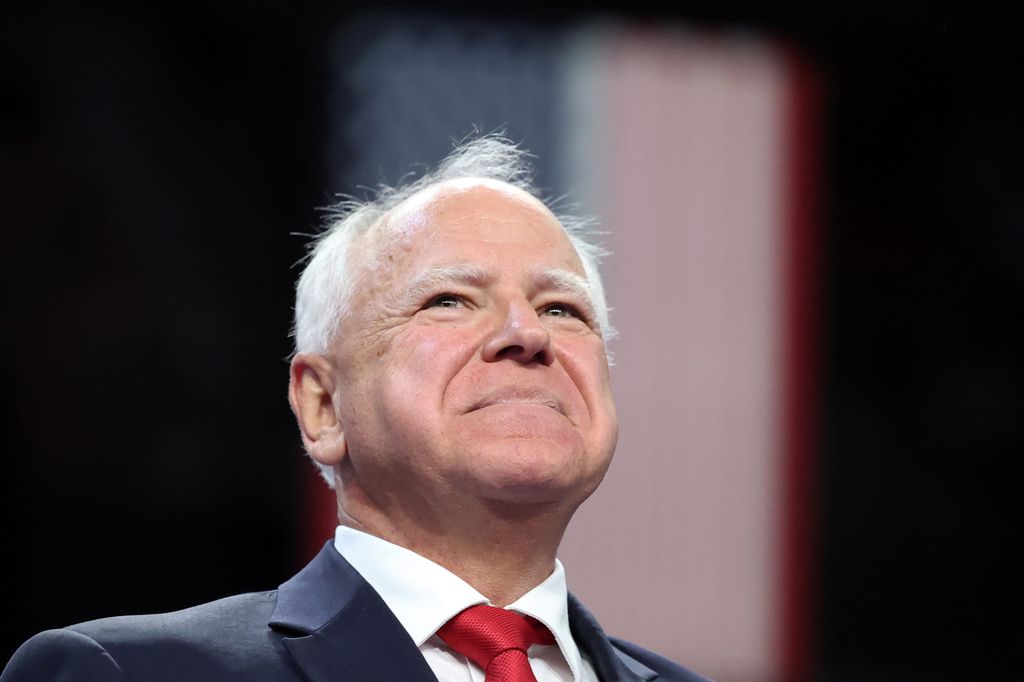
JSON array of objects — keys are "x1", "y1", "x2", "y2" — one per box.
[{"x1": 3, "y1": 137, "x2": 708, "y2": 681}]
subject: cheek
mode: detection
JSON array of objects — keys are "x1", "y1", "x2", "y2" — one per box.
[
  {"x1": 558, "y1": 338, "x2": 617, "y2": 425},
  {"x1": 559, "y1": 337, "x2": 612, "y2": 392},
  {"x1": 381, "y1": 327, "x2": 477, "y2": 407}
]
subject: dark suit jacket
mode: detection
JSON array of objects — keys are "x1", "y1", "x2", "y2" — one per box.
[{"x1": 3, "y1": 542, "x2": 709, "y2": 681}]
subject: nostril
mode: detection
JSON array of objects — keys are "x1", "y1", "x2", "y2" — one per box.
[
  {"x1": 493, "y1": 342, "x2": 524, "y2": 358},
  {"x1": 496, "y1": 345, "x2": 525, "y2": 360},
  {"x1": 493, "y1": 344, "x2": 553, "y2": 365}
]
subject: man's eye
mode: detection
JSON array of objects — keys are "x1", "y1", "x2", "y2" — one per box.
[
  {"x1": 542, "y1": 303, "x2": 580, "y2": 319},
  {"x1": 425, "y1": 294, "x2": 463, "y2": 309}
]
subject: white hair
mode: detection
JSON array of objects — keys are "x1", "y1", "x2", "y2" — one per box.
[{"x1": 292, "y1": 135, "x2": 613, "y2": 485}]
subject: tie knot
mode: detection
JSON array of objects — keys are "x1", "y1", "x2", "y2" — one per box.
[{"x1": 437, "y1": 604, "x2": 555, "y2": 675}]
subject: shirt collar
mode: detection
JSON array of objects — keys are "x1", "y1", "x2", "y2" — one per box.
[
  {"x1": 333, "y1": 525, "x2": 585, "y2": 681},
  {"x1": 506, "y1": 557, "x2": 584, "y2": 681}
]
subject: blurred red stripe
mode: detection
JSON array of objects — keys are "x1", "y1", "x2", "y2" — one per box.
[{"x1": 778, "y1": 48, "x2": 823, "y2": 682}]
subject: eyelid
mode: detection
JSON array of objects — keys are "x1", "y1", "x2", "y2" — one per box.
[
  {"x1": 540, "y1": 298, "x2": 594, "y2": 324},
  {"x1": 423, "y1": 290, "x2": 469, "y2": 309},
  {"x1": 541, "y1": 301, "x2": 578, "y2": 315}
]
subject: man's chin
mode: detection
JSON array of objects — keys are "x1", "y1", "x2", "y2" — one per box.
[
  {"x1": 451, "y1": 440, "x2": 601, "y2": 508},
  {"x1": 472, "y1": 485, "x2": 583, "y2": 515}
]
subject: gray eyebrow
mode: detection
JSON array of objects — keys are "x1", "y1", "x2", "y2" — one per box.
[
  {"x1": 390, "y1": 264, "x2": 489, "y2": 308},
  {"x1": 537, "y1": 267, "x2": 599, "y2": 321},
  {"x1": 391, "y1": 263, "x2": 597, "y2": 318},
  {"x1": 537, "y1": 267, "x2": 591, "y2": 301}
]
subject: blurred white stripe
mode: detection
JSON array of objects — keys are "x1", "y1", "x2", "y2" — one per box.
[{"x1": 559, "y1": 27, "x2": 794, "y2": 681}]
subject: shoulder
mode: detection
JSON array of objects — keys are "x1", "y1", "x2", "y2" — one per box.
[
  {"x1": 609, "y1": 637, "x2": 714, "y2": 682},
  {"x1": 3, "y1": 591, "x2": 285, "y2": 682},
  {"x1": 2, "y1": 628, "x2": 125, "y2": 681},
  {"x1": 70, "y1": 590, "x2": 279, "y2": 645}
]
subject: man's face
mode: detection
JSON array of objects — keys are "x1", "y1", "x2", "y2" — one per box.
[{"x1": 330, "y1": 179, "x2": 617, "y2": 515}]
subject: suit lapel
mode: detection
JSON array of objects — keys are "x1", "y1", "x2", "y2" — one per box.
[
  {"x1": 269, "y1": 542, "x2": 437, "y2": 682},
  {"x1": 568, "y1": 594, "x2": 659, "y2": 682},
  {"x1": 269, "y1": 543, "x2": 658, "y2": 682}
]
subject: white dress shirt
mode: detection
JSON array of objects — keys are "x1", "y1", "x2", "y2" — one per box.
[{"x1": 334, "y1": 526, "x2": 599, "y2": 682}]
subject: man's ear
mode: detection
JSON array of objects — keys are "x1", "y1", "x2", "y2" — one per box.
[{"x1": 288, "y1": 353, "x2": 347, "y2": 466}]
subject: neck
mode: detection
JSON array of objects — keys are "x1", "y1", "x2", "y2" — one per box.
[{"x1": 337, "y1": 490, "x2": 571, "y2": 606}]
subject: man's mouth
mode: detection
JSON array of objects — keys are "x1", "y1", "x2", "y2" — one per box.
[{"x1": 468, "y1": 387, "x2": 564, "y2": 415}]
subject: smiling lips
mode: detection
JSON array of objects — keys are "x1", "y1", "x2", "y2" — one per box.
[{"x1": 468, "y1": 387, "x2": 564, "y2": 415}]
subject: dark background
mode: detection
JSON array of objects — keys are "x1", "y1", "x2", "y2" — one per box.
[{"x1": 2, "y1": 4, "x2": 1020, "y2": 680}]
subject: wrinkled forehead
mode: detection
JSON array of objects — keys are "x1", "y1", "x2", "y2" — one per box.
[
  {"x1": 386, "y1": 177, "x2": 554, "y2": 233},
  {"x1": 355, "y1": 177, "x2": 583, "y2": 273}
]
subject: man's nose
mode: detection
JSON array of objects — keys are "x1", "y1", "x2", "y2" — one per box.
[{"x1": 481, "y1": 299, "x2": 554, "y2": 366}]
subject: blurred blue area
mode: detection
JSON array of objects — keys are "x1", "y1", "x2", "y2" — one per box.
[{"x1": 326, "y1": 12, "x2": 569, "y2": 196}]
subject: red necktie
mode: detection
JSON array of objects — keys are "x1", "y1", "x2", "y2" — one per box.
[{"x1": 436, "y1": 604, "x2": 556, "y2": 682}]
